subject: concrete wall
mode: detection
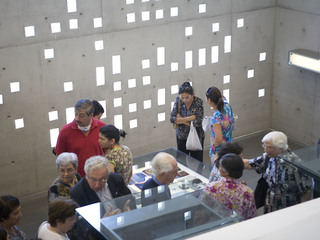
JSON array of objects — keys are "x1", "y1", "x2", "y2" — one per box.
[
  {"x1": 1, "y1": 0, "x2": 318, "y2": 197},
  {"x1": 272, "y1": 0, "x2": 320, "y2": 145}
]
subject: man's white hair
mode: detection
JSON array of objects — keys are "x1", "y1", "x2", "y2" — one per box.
[
  {"x1": 151, "y1": 152, "x2": 177, "y2": 177},
  {"x1": 84, "y1": 155, "x2": 110, "y2": 175}
]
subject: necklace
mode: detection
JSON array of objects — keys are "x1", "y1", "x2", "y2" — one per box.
[{"x1": 49, "y1": 225, "x2": 67, "y2": 238}]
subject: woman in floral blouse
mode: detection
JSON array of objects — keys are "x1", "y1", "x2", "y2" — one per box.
[
  {"x1": 99, "y1": 124, "x2": 133, "y2": 185},
  {"x1": 205, "y1": 86, "x2": 234, "y2": 166},
  {"x1": 170, "y1": 82, "x2": 205, "y2": 162},
  {"x1": 201, "y1": 153, "x2": 256, "y2": 220}
]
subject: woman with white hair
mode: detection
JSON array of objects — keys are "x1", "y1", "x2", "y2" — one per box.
[
  {"x1": 244, "y1": 131, "x2": 312, "y2": 213},
  {"x1": 48, "y1": 152, "x2": 81, "y2": 203}
]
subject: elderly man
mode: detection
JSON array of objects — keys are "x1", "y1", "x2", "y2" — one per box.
[
  {"x1": 244, "y1": 131, "x2": 312, "y2": 213},
  {"x1": 70, "y1": 156, "x2": 133, "y2": 210},
  {"x1": 55, "y1": 99, "x2": 106, "y2": 177},
  {"x1": 141, "y1": 152, "x2": 178, "y2": 206}
]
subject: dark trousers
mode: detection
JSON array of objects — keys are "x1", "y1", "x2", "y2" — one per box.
[{"x1": 176, "y1": 137, "x2": 204, "y2": 162}]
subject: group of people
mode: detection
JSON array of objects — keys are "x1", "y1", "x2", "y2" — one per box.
[{"x1": 1, "y1": 85, "x2": 315, "y2": 239}]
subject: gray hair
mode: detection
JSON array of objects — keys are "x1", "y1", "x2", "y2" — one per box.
[
  {"x1": 56, "y1": 152, "x2": 78, "y2": 169},
  {"x1": 262, "y1": 131, "x2": 288, "y2": 151},
  {"x1": 84, "y1": 156, "x2": 110, "y2": 175},
  {"x1": 75, "y1": 99, "x2": 94, "y2": 116},
  {"x1": 151, "y1": 152, "x2": 177, "y2": 177}
]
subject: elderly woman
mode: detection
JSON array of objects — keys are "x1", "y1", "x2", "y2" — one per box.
[
  {"x1": 201, "y1": 154, "x2": 256, "y2": 220},
  {"x1": 244, "y1": 131, "x2": 313, "y2": 213},
  {"x1": 38, "y1": 197, "x2": 79, "y2": 240},
  {"x1": 170, "y1": 82, "x2": 204, "y2": 162},
  {"x1": 48, "y1": 152, "x2": 81, "y2": 203},
  {"x1": 0, "y1": 195, "x2": 26, "y2": 240}
]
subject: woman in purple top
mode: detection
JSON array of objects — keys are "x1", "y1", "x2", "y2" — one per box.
[{"x1": 200, "y1": 154, "x2": 256, "y2": 220}]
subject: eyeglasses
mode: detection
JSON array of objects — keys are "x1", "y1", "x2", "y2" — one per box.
[
  {"x1": 88, "y1": 177, "x2": 108, "y2": 183},
  {"x1": 262, "y1": 144, "x2": 275, "y2": 150},
  {"x1": 59, "y1": 168, "x2": 75, "y2": 174}
]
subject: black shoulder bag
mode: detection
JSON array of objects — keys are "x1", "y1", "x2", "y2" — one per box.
[{"x1": 254, "y1": 157, "x2": 270, "y2": 209}]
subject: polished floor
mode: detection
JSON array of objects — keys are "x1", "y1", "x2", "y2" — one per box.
[{"x1": 18, "y1": 130, "x2": 306, "y2": 239}]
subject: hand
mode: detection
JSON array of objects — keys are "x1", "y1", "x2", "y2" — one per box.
[
  {"x1": 123, "y1": 199, "x2": 131, "y2": 212},
  {"x1": 103, "y1": 207, "x2": 121, "y2": 218}
]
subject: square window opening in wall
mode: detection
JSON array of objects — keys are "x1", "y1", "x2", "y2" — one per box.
[
  {"x1": 127, "y1": 13, "x2": 136, "y2": 23},
  {"x1": 223, "y1": 89, "x2": 230, "y2": 103},
  {"x1": 0, "y1": 94, "x2": 3, "y2": 104},
  {"x1": 224, "y1": 36, "x2": 232, "y2": 53},
  {"x1": 98, "y1": 100, "x2": 107, "y2": 119},
  {"x1": 114, "y1": 81, "x2": 121, "y2": 91},
  {"x1": 237, "y1": 18, "x2": 244, "y2": 28},
  {"x1": 126, "y1": 0, "x2": 134, "y2": 4},
  {"x1": 114, "y1": 114, "x2": 123, "y2": 130},
  {"x1": 129, "y1": 103, "x2": 137, "y2": 113},
  {"x1": 171, "y1": 85, "x2": 178, "y2": 94},
  {"x1": 50, "y1": 128, "x2": 59, "y2": 147},
  {"x1": 223, "y1": 75, "x2": 230, "y2": 84},
  {"x1": 158, "y1": 112, "x2": 165, "y2": 122},
  {"x1": 158, "y1": 88, "x2": 165, "y2": 106},
  {"x1": 129, "y1": 119, "x2": 138, "y2": 129},
  {"x1": 185, "y1": 51, "x2": 193, "y2": 69},
  {"x1": 199, "y1": 48, "x2": 206, "y2": 66},
  {"x1": 142, "y1": 0, "x2": 149, "y2": 2},
  {"x1": 93, "y1": 18, "x2": 102, "y2": 28},
  {"x1": 48, "y1": 110, "x2": 58, "y2": 121},
  {"x1": 69, "y1": 19, "x2": 78, "y2": 29},
  {"x1": 211, "y1": 46, "x2": 219, "y2": 63},
  {"x1": 258, "y1": 89, "x2": 265, "y2": 98},
  {"x1": 128, "y1": 78, "x2": 136, "y2": 88},
  {"x1": 185, "y1": 27, "x2": 193, "y2": 37},
  {"x1": 51, "y1": 22, "x2": 61, "y2": 33},
  {"x1": 171, "y1": 62, "x2": 178, "y2": 71},
  {"x1": 144, "y1": 100, "x2": 151, "y2": 109},
  {"x1": 156, "y1": 9, "x2": 164, "y2": 19},
  {"x1": 212, "y1": 23, "x2": 220, "y2": 32},
  {"x1": 142, "y1": 59, "x2": 150, "y2": 69},
  {"x1": 66, "y1": 107, "x2": 75, "y2": 124},
  {"x1": 170, "y1": 7, "x2": 178, "y2": 17},
  {"x1": 247, "y1": 69, "x2": 254, "y2": 78},
  {"x1": 44, "y1": 48, "x2": 54, "y2": 59},
  {"x1": 96, "y1": 66, "x2": 105, "y2": 86},
  {"x1": 157, "y1": 47, "x2": 165, "y2": 66},
  {"x1": 67, "y1": 0, "x2": 77, "y2": 13},
  {"x1": 142, "y1": 76, "x2": 151, "y2": 85},
  {"x1": 112, "y1": 55, "x2": 121, "y2": 75},
  {"x1": 114, "y1": 97, "x2": 122, "y2": 108},
  {"x1": 15, "y1": 118, "x2": 24, "y2": 129},
  {"x1": 259, "y1": 52, "x2": 267, "y2": 61},
  {"x1": 10, "y1": 82, "x2": 20, "y2": 93},
  {"x1": 64, "y1": 82, "x2": 73, "y2": 92},
  {"x1": 142, "y1": 11, "x2": 150, "y2": 21},
  {"x1": 95, "y1": 40, "x2": 104, "y2": 51},
  {"x1": 171, "y1": 101, "x2": 174, "y2": 110},
  {"x1": 24, "y1": 26, "x2": 35, "y2": 37},
  {"x1": 199, "y1": 4, "x2": 206, "y2": 13}
]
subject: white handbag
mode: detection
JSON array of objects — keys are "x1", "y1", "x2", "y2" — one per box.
[
  {"x1": 202, "y1": 116, "x2": 212, "y2": 132},
  {"x1": 186, "y1": 122, "x2": 202, "y2": 151}
]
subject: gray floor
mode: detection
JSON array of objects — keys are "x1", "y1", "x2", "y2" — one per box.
[{"x1": 18, "y1": 130, "x2": 306, "y2": 239}]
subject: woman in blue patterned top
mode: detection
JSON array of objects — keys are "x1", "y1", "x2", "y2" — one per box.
[
  {"x1": 170, "y1": 82, "x2": 204, "y2": 162},
  {"x1": 206, "y1": 86, "x2": 234, "y2": 165}
]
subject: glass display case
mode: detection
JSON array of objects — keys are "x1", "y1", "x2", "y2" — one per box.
[
  {"x1": 280, "y1": 145, "x2": 320, "y2": 181},
  {"x1": 74, "y1": 148, "x2": 242, "y2": 239},
  {"x1": 76, "y1": 191, "x2": 242, "y2": 240}
]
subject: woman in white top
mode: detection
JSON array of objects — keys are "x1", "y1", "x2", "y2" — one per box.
[{"x1": 38, "y1": 197, "x2": 79, "y2": 240}]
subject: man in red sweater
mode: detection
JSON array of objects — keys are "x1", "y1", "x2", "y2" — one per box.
[{"x1": 55, "y1": 99, "x2": 106, "y2": 177}]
